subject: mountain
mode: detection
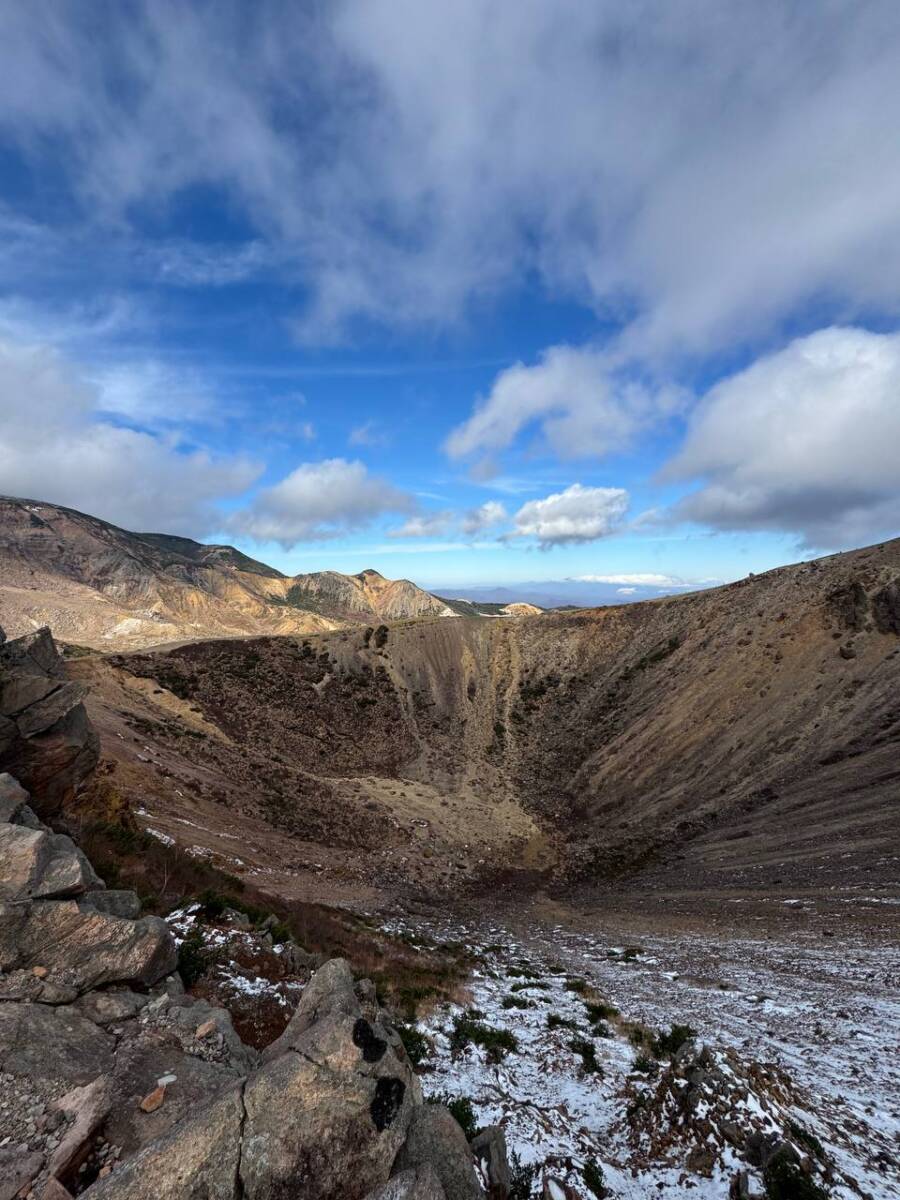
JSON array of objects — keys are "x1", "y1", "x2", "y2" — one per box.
[
  {"x1": 0, "y1": 496, "x2": 453, "y2": 649},
  {"x1": 63, "y1": 534, "x2": 900, "y2": 908}
]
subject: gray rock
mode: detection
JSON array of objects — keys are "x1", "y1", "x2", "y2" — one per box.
[
  {"x1": 0, "y1": 899, "x2": 27, "y2": 970},
  {"x1": 0, "y1": 1147, "x2": 44, "y2": 1200},
  {"x1": 14, "y1": 682, "x2": 90, "y2": 739},
  {"x1": 104, "y1": 1041, "x2": 243, "y2": 1157},
  {"x1": 167, "y1": 998, "x2": 258, "y2": 1074},
  {"x1": 78, "y1": 889, "x2": 141, "y2": 920},
  {"x1": 242, "y1": 1005, "x2": 418, "y2": 1199},
  {"x1": 0, "y1": 823, "x2": 102, "y2": 902},
  {"x1": 366, "y1": 1166, "x2": 447, "y2": 1200},
  {"x1": 80, "y1": 1083, "x2": 244, "y2": 1200},
  {"x1": 0, "y1": 1001, "x2": 114, "y2": 1086},
  {"x1": 260, "y1": 955, "x2": 360, "y2": 1063},
  {"x1": 0, "y1": 772, "x2": 30, "y2": 822},
  {"x1": 872, "y1": 579, "x2": 900, "y2": 634},
  {"x1": 48, "y1": 1074, "x2": 113, "y2": 1182},
  {"x1": 75, "y1": 988, "x2": 148, "y2": 1026},
  {"x1": 12, "y1": 900, "x2": 177, "y2": 992},
  {"x1": 471, "y1": 1126, "x2": 510, "y2": 1198},
  {"x1": 392, "y1": 1106, "x2": 483, "y2": 1200}
]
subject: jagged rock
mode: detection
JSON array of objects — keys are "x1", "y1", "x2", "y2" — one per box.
[
  {"x1": 260, "y1": 955, "x2": 360, "y2": 1063},
  {"x1": 392, "y1": 1106, "x2": 483, "y2": 1200},
  {"x1": 74, "y1": 988, "x2": 148, "y2": 1026},
  {"x1": 0, "y1": 1001, "x2": 114, "y2": 1085},
  {"x1": 0, "y1": 1147, "x2": 45, "y2": 1200},
  {"x1": 78, "y1": 889, "x2": 142, "y2": 920},
  {"x1": 241, "y1": 1013, "x2": 418, "y2": 1199},
  {"x1": 0, "y1": 630, "x2": 99, "y2": 812},
  {"x1": 471, "y1": 1126, "x2": 511, "y2": 1198},
  {"x1": 0, "y1": 771, "x2": 30, "y2": 820},
  {"x1": 10, "y1": 899, "x2": 176, "y2": 992},
  {"x1": 0, "y1": 822, "x2": 102, "y2": 901},
  {"x1": 365, "y1": 1166, "x2": 447, "y2": 1200},
  {"x1": 79, "y1": 1083, "x2": 245, "y2": 1200}
]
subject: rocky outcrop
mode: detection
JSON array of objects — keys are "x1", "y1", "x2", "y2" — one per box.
[
  {"x1": 0, "y1": 626, "x2": 99, "y2": 814},
  {"x1": 0, "y1": 772, "x2": 488, "y2": 1200}
]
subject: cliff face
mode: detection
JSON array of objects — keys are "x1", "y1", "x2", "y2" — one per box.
[
  {"x1": 0, "y1": 626, "x2": 99, "y2": 814},
  {"x1": 0, "y1": 497, "x2": 452, "y2": 650}
]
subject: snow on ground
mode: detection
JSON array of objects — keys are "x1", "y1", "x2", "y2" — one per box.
[{"x1": 383, "y1": 917, "x2": 899, "y2": 1200}]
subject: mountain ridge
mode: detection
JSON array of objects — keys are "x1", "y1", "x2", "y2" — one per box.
[{"x1": 0, "y1": 495, "x2": 458, "y2": 649}]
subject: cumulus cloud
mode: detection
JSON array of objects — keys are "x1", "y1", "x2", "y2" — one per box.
[
  {"x1": 0, "y1": 337, "x2": 258, "y2": 533},
  {"x1": 387, "y1": 511, "x2": 453, "y2": 538},
  {"x1": 3, "y1": 4, "x2": 900, "y2": 348},
  {"x1": 232, "y1": 458, "x2": 415, "y2": 547},
  {"x1": 462, "y1": 500, "x2": 508, "y2": 535},
  {"x1": 664, "y1": 327, "x2": 900, "y2": 547},
  {"x1": 510, "y1": 483, "x2": 629, "y2": 548},
  {"x1": 446, "y1": 346, "x2": 683, "y2": 463}
]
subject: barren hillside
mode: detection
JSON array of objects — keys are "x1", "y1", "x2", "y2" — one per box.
[
  {"x1": 0, "y1": 496, "x2": 452, "y2": 649},
  {"x1": 67, "y1": 536, "x2": 900, "y2": 908}
]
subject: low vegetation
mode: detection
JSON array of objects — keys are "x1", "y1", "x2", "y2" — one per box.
[{"x1": 450, "y1": 1011, "x2": 519, "y2": 1062}]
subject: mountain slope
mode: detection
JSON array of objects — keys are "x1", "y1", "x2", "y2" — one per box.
[
  {"x1": 67, "y1": 535, "x2": 900, "y2": 907},
  {"x1": 0, "y1": 496, "x2": 451, "y2": 648}
]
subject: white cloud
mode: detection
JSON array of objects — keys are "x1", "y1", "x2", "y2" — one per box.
[
  {"x1": 446, "y1": 346, "x2": 683, "y2": 463},
  {"x1": 616, "y1": 587, "x2": 637, "y2": 595},
  {"x1": 232, "y1": 458, "x2": 414, "y2": 547},
  {"x1": 3, "y1": 4, "x2": 900, "y2": 348},
  {"x1": 573, "y1": 572, "x2": 686, "y2": 587},
  {"x1": 0, "y1": 337, "x2": 258, "y2": 533},
  {"x1": 510, "y1": 483, "x2": 629, "y2": 548},
  {"x1": 462, "y1": 500, "x2": 507, "y2": 535},
  {"x1": 349, "y1": 421, "x2": 389, "y2": 448},
  {"x1": 664, "y1": 326, "x2": 900, "y2": 546},
  {"x1": 387, "y1": 512, "x2": 453, "y2": 538}
]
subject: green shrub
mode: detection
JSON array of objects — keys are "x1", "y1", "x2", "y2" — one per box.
[
  {"x1": 651, "y1": 1023, "x2": 696, "y2": 1057},
  {"x1": 764, "y1": 1158, "x2": 829, "y2": 1200},
  {"x1": 583, "y1": 1159, "x2": 606, "y2": 1199},
  {"x1": 450, "y1": 1012, "x2": 519, "y2": 1062},
  {"x1": 592, "y1": 1020, "x2": 612, "y2": 1039},
  {"x1": 570, "y1": 1037, "x2": 603, "y2": 1075},
  {"x1": 502, "y1": 994, "x2": 533, "y2": 1010},
  {"x1": 546, "y1": 1013, "x2": 579, "y2": 1031},
  {"x1": 629, "y1": 1027, "x2": 646, "y2": 1046},
  {"x1": 564, "y1": 977, "x2": 588, "y2": 994},
  {"x1": 585, "y1": 1001, "x2": 618, "y2": 1023},
  {"x1": 633, "y1": 1053, "x2": 658, "y2": 1074},
  {"x1": 508, "y1": 1152, "x2": 538, "y2": 1200},
  {"x1": 177, "y1": 928, "x2": 209, "y2": 987},
  {"x1": 428, "y1": 1093, "x2": 479, "y2": 1142},
  {"x1": 787, "y1": 1121, "x2": 826, "y2": 1161},
  {"x1": 396, "y1": 1023, "x2": 429, "y2": 1067}
]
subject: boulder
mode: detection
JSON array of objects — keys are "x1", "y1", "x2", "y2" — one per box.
[
  {"x1": 366, "y1": 1166, "x2": 447, "y2": 1200},
  {"x1": 0, "y1": 1001, "x2": 114, "y2": 1086},
  {"x1": 241, "y1": 1018, "x2": 417, "y2": 1200},
  {"x1": 260, "y1": 955, "x2": 360, "y2": 1063},
  {"x1": 0, "y1": 899, "x2": 27, "y2": 970},
  {"x1": 79, "y1": 1084, "x2": 245, "y2": 1200},
  {"x1": 392, "y1": 1106, "x2": 483, "y2": 1200},
  {"x1": 167, "y1": 997, "x2": 259, "y2": 1074},
  {"x1": 48, "y1": 1075, "x2": 113, "y2": 1183},
  {"x1": 872, "y1": 580, "x2": 900, "y2": 634},
  {"x1": 0, "y1": 823, "x2": 102, "y2": 901},
  {"x1": 471, "y1": 1127, "x2": 511, "y2": 1199},
  {"x1": 11, "y1": 900, "x2": 177, "y2": 992},
  {"x1": 74, "y1": 988, "x2": 148, "y2": 1026}
]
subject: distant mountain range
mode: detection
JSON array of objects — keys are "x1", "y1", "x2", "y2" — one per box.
[{"x1": 0, "y1": 496, "x2": 544, "y2": 650}]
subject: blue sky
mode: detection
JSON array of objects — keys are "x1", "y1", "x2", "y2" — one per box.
[{"x1": 1, "y1": 2, "x2": 900, "y2": 601}]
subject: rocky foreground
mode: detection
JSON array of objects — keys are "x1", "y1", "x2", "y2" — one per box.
[{"x1": 0, "y1": 766, "x2": 503, "y2": 1200}]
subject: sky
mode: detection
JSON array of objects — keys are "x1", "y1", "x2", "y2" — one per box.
[{"x1": 1, "y1": 1, "x2": 900, "y2": 601}]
